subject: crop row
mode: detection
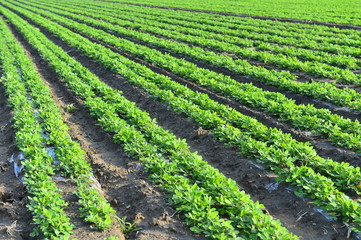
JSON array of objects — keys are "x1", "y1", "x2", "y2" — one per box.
[
  {"x1": 87, "y1": 2, "x2": 361, "y2": 49},
  {"x1": 123, "y1": 9, "x2": 361, "y2": 49},
  {"x1": 117, "y1": 3, "x2": 361, "y2": 40},
  {"x1": 0, "y1": 5, "x2": 300, "y2": 239},
  {"x1": 0, "y1": 20, "x2": 73, "y2": 239},
  {"x1": 95, "y1": 7, "x2": 360, "y2": 69},
  {"x1": 7, "y1": 0, "x2": 361, "y2": 191},
  {"x1": 0, "y1": 17, "x2": 120, "y2": 239},
  {"x1": 12, "y1": 1, "x2": 361, "y2": 152},
  {"x1": 51, "y1": 0, "x2": 361, "y2": 53},
  {"x1": 30, "y1": 0, "x2": 360, "y2": 71},
  {"x1": 3, "y1": 2, "x2": 361, "y2": 234},
  {"x1": 72, "y1": 6, "x2": 361, "y2": 84},
  {"x1": 17, "y1": 0, "x2": 361, "y2": 112},
  {"x1": 48, "y1": 0, "x2": 361, "y2": 39},
  {"x1": 94, "y1": 0, "x2": 361, "y2": 27}
]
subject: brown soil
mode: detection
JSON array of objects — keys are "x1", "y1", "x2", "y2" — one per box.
[{"x1": 1, "y1": 4, "x2": 361, "y2": 240}]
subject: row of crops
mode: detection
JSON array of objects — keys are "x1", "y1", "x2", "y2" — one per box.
[
  {"x1": 0, "y1": 0, "x2": 361, "y2": 239},
  {"x1": 103, "y1": 0, "x2": 361, "y2": 26}
]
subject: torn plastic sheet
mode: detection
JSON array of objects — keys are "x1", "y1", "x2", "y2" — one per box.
[
  {"x1": 135, "y1": 164, "x2": 143, "y2": 171},
  {"x1": 265, "y1": 182, "x2": 279, "y2": 192},
  {"x1": 161, "y1": 157, "x2": 170, "y2": 163},
  {"x1": 8, "y1": 153, "x2": 14, "y2": 163},
  {"x1": 13, "y1": 162, "x2": 24, "y2": 178},
  {"x1": 89, "y1": 175, "x2": 102, "y2": 192},
  {"x1": 41, "y1": 132, "x2": 50, "y2": 140},
  {"x1": 18, "y1": 152, "x2": 24, "y2": 160},
  {"x1": 47, "y1": 148, "x2": 60, "y2": 165},
  {"x1": 47, "y1": 147, "x2": 56, "y2": 159},
  {"x1": 247, "y1": 160, "x2": 264, "y2": 169},
  {"x1": 52, "y1": 176, "x2": 68, "y2": 182},
  {"x1": 286, "y1": 188, "x2": 338, "y2": 223},
  {"x1": 313, "y1": 207, "x2": 334, "y2": 221},
  {"x1": 33, "y1": 113, "x2": 40, "y2": 121},
  {"x1": 313, "y1": 99, "x2": 351, "y2": 112},
  {"x1": 10, "y1": 152, "x2": 25, "y2": 178},
  {"x1": 52, "y1": 160, "x2": 61, "y2": 165}
]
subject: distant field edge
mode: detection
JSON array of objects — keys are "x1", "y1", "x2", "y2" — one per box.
[{"x1": 95, "y1": 0, "x2": 361, "y2": 30}]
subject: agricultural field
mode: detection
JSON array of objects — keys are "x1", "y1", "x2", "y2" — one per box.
[
  {"x1": 114, "y1": 0, "x2": 361, "y2": 26},
  {"x1": 0, "y1": 0, "x2": 361, "y2": 239}
]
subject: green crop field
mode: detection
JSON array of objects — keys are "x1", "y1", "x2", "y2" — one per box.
[
  {"x1": 117, "y1": 0, "x2": 361, "y2": 26},
  {"x1": 0, "y1": 0, "x2": 360, "y2": 239}
]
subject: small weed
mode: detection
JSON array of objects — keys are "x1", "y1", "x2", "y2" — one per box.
[{"x1": 64, "y1": 103, "x2": 77, "y2": 113}]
